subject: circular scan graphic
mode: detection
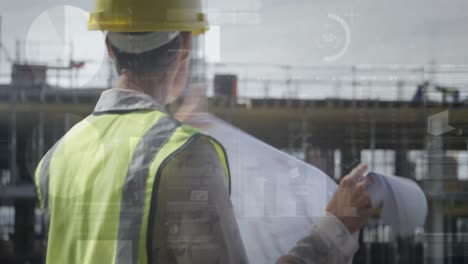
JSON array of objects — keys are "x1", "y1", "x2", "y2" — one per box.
[
  {"x1": 316, "y1": 14, "x2": 351, "y2": 62},
  {"x1": 26, "y1": 5, "x2": 106, "y2": 88}
]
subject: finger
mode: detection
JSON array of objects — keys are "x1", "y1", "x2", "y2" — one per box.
[
  {"x1": 338, "y1": 206, "x2": 359, "y2": 217},
  {"x1": 355, "y1": 176, "x2": 373, "y2": 191},
  {"x1": 340, "y1": 174, "x2": 356, "y2": 187},
  {"x1": 349, "y1": 173, "x2": 370, "y2": 190},
  {"x1": 350, "y1": 164, "x2": 368, "y2": 179}
]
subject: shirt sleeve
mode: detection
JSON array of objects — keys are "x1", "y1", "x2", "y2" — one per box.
[
  {"x1": 275, "y1": 213, "x2": 359, "y2": 264},
  {"x1": 150, "y1": 136, "x2": 248, "y2": 264}
]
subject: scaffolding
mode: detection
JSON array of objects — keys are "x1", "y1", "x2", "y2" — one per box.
[{"x1": 0, "y1": 52, "x2": 468, "y2": 263}]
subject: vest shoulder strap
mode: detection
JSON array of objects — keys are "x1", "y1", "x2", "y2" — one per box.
[{"x1": 172, "y1": 124, "x2": 231, "y2": 194}]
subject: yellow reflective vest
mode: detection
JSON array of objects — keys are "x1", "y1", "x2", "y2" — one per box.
[{"x1": 34, "y1": 109, "x2": 230, "y2": 264}]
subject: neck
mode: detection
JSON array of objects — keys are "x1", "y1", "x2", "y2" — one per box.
[{"x1": 116, "y1": 71, "x2": 167, "y2": 104}]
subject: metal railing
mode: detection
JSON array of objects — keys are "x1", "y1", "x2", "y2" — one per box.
[{"x1": 1, "y1": 62, "x2": 468, "y2": 103}]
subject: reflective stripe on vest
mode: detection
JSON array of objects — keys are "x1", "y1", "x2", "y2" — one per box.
[{"x1": 34, "y1": 110, "x2": 231, "y2": 264}]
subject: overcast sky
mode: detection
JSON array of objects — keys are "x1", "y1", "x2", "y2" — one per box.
[
  {"x1": 218, "y1": 0, "x2": 468, "y2": 65},
  {"x1": 2, "y1": 0, "x2": 468, "y2": 64}
]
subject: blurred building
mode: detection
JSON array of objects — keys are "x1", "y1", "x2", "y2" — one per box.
[{"x1": 1, "y1": 61, "x2": 468, "y2": 264}]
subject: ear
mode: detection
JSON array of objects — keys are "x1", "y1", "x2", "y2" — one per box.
[
  {"x1": 105, "y1": 36, "x2": 116, "y2": 60},
  {"x1": 178, "y1": 32, "x2": 192, "y2": 64}
]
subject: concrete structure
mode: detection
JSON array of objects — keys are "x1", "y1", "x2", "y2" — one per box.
[{"x1": 0, "y1": 77, "x2": 467, "y2": 263}]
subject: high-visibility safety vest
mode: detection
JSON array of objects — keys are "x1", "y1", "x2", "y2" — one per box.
[{"x1": 34, "y1": 109, "x2": 231, "y2": 264}]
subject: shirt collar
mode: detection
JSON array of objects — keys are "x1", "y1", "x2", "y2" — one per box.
[{"x1": 94, "y1": 88, "x2": 166, "y2": 113}]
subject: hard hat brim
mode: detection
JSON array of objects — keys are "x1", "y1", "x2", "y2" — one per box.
[{"x1": 88, "y1": 15, "x2": 208, "y2": 35}]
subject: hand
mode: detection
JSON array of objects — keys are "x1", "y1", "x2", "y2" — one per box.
[{"x1": 326, "y1": 164, "x2": 373, "y2": 233}]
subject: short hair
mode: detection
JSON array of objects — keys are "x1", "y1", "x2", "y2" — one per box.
[{"x1": 109, "y1": 32, "x2": 183, "y2": 76}]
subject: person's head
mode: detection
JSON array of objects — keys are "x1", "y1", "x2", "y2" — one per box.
[{"x1": 105, "y1": 31, "x2": 192, "y2": 104}]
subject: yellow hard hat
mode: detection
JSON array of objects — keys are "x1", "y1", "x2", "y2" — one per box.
[{"x1": 88, "y1": 0, "x2": 208, "y2": 35}]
